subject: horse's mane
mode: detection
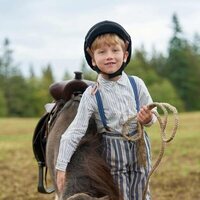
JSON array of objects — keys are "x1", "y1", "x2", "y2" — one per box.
[{"x1": 64, "y1": 118, "x2": 122, "y2": 200}]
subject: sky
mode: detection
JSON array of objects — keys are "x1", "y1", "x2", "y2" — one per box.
[{"x1": 0, "y1": 0, "x2": 200, "y2": 81}]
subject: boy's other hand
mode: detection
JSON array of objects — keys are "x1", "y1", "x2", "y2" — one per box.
[
  {"x1": 56, "y1": 170, "x2": 66, "y2": 193},
  {"x1": 137, "y1": 105, "x2": 152, "y2": 125}
]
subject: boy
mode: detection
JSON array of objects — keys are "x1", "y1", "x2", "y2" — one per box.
[{"x1": 56, "y1": 20, "x2": 155, "y2": 200}]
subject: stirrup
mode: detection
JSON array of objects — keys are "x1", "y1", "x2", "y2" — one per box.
[{"x1": 37, "y1": 162, "x2": 55, "y2": 194}]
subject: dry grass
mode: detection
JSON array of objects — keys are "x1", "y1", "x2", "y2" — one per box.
[
  {"x1": 0, "y1": 118, "x2": 54, "y2": 200},
  {"x1": 148, "y1": 112, "x2": 200, "y2": 200},
  {"x1": 0, "y1": 112, "x2": 199, "y2": 200}
]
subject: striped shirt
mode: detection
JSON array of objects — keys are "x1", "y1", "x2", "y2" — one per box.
[{"x1": 56, "y1": 72, "x2": 155, "y2": 171}]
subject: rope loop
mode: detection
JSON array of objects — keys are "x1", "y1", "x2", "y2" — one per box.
[
  {"x1": 141, "y1": 102, "x2": 179, "y2": 200},
  {"x1": 122, "y1": 102, "x2": 179, "y2": 200}
]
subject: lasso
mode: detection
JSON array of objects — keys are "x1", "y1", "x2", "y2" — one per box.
[{"x1": 122, "y1": 102, "x2": 179, "y2": 200}]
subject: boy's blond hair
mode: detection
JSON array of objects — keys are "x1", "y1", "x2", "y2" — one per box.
[{"x1": 90, "y1": 33, "x2": 126, "y2": 52}]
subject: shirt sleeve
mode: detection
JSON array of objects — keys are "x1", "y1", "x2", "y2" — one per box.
[
  {"x1": 55, "y1": 87, "x2": 94, "y2": 171},
  {"x1": 134, "y1": 76, "x2": 157, "y2": 127}
]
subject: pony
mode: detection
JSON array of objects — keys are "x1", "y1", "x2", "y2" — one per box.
[{"x1": 45, "y1": 74, "x2": 122, "y2": 200}]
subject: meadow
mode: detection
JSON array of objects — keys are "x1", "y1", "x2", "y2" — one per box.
[{"x1": 0, "y1": 112, "x2": 199, "y2": 200}]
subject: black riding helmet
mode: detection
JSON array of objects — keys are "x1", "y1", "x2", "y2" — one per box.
[{"x1": 84, "y1": 20, "x2": 132, "y2": 78}]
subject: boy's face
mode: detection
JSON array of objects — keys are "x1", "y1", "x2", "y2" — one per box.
[{"x1": 92, "y1": 43, "x2": 128, "y2": 76}]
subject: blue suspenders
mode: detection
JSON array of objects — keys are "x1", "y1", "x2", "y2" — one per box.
[
  {"x1": 95, "y1": 76, "x2": 140, "y2": 130},
  {"x1": 128, "y1": 76, "x2": 140, "y2": 112},
  {"x1": 95, "y1": 90, "x2": 110, "y2": 131}
]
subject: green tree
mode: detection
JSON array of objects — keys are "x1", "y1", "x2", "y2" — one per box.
[
  {"x1": 0, "y1": 39, "x2": 13, "y2": 79},
  {"x1": 0, "y1": 38, "x2": 27, "y2": 116},
  {"x1": 0, "y1": 89, "x2": 7, "y2": 116},
  {"x1": 6, "y1": 73, "x2": 31, "y2": 116},
  {"x1": 24, "y1": 65, "x2": 42, "y2": 116},
  {"x1": 192, "y1": 33, "x2": 200, "y2": 54},
  {"x1": 166, "y1": 13, "x2": 200, "y2": 110},
  {"x1": 35, "y1": 64, "x2": 55, "y2": 115},
  {"x1": 0, "y1": 38, "x2": 14, "y2": 92},
  {"x1": 126, "y1": 47, "x2": 185, "y2": 111},
  {"x1": 150, "y1": 48, "x2": 167, "y2": 76}
]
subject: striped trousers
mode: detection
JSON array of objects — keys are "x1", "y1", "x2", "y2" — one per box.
[{"x1": 102, "y1": 132, "x2": 151, "y2": 200}]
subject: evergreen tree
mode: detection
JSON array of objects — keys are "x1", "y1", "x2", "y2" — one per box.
[
  {"x1": 0, "y1": 38, "x2": 25, "y2": 116},
  {"x1": 166, "y1": 13, "x2": 200, "y2": 110},
  {"x1": 6, "y1": 73, "x2": 30, "y2": 116},
  {"x1": 150, "y1": 48, "x2": 167, "y2": 76},
  {"x1": 0, "y1": 38, "x2": 13, "y2": 91},
  {"x1": 192, "y1": 33, "x2": 200, "y2": 54},
  {"x1": 35, "y1": 64, "x2": 55, "y2": 115},
  {"x1": 0, "y1": 39, "x2": 13, "y2": 78},
  {"x1": 25, "y1": 65, "x2": 42, "y2": 116},
  {"x1": 126, "y1": 47, "x2": 185, "y2": 111},
  {"x1": 0, "y1": 89, "x2": 7, "y2": 116}
]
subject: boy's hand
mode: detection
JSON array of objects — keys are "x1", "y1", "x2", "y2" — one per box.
[
  {"x1": 56, "y1": 170, "x2": 66, "y2": 193},
  {"x1": 137, "y1": 105, "x2": 152, "y2": 125}
]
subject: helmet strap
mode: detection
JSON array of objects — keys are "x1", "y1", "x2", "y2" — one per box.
[
  {"x1": 94, "y1": 62, "x2": 126, "y2": 79},
  {"x1": 107, "y1": 62, "x2": 126, "y2": 78},
  {"x1": 93, "y1": 66, "x2": 101, "y2": 73}
]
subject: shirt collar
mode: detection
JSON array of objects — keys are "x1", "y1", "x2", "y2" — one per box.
[{"x1": 97, "y1": 72, "x2": 128, "y2": 89}]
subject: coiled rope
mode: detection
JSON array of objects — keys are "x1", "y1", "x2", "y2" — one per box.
[{"x1": 122, "y1": 102, "x2": 179, "y2": 200}]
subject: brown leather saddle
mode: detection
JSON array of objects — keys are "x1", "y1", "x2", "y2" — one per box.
[{"x1": 32, "y1": 71, "x2": 94, "y2": 194}]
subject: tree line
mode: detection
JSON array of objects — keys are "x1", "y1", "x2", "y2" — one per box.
[{"x1": 0, "y1": 14, "x2": 200, "y2": 117}]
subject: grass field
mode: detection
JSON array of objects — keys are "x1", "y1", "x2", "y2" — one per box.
[{"x1": 0, "y1": 112, "x2": 200, "y2": 200}]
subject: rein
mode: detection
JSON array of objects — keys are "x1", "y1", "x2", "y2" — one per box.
[{"x1": 122, "y1": 102, "x2": 179, "y2": 200}]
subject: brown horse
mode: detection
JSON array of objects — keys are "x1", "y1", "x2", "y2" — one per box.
[{"x1": 46, "y1": 92, "x2": 122, "y2": 200}]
